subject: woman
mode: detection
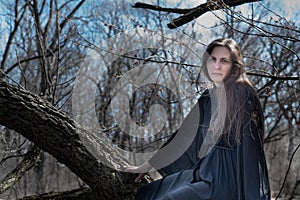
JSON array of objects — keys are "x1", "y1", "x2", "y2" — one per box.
[{"x1": 124, "y1": 38, "x2": 271, "y2": 199}]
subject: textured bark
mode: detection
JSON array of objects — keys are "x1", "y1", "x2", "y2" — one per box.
[
  {"x1": 0, "y1": 81, "x2": 138, "y2": 199},
  {"x1": 20, "y1": 187, "x2": 93, "y2": 199}
]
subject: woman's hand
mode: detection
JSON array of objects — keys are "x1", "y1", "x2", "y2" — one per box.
[{"x1": 122, "y1": 161, "x2": 153, "y2": 183}]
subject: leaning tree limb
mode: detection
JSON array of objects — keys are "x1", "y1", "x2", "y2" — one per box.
[
  {"x1": 133, "y1": 0, "x2": 261, "y2": 29},
  {"x1": 0, "y1": 81, "x2": 139, "y2": 199}
]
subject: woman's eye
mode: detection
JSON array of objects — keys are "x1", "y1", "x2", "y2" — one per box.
[
  {"x1": 221, "y1": 59, "x2": 229, "y2": 64},
  {"x1": 209, "y1": 57, "x2": 216, "y2": 62}
]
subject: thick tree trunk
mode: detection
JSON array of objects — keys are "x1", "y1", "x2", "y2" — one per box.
[{"x1": 0, "y1": 81, "x2": 138, "y2": 199}]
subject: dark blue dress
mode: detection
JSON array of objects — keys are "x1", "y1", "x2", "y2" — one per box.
[{"x1": 136, "y1": 90, "x2": 271, "y2": 200}]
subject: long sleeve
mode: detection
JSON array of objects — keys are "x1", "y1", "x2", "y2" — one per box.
[
  {"x1": 149, "y1": 91, "x2": 210, "y2": 176},
  {"x1": 237, "y1": 95, "x2": 271, "y2": 200}
]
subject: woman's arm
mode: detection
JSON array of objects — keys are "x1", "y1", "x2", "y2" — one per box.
[
  {"x1": 122, "y1": 161, "x2": 153, "y2": 182},
  {"x1": 237, "y1": 94, "x2": 270, "y2": 199},
  {"x1": 124, "y1": 90, "x2": 209, "y2": 180}
]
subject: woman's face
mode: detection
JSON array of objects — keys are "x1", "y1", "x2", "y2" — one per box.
[{"x1": 207, "y1": 46, "x2": 232, "y2": 85}]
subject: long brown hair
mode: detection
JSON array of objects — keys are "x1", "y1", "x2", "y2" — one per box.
[{"x1": 201, "y1": 38, "x2": 264, "y2": 144}]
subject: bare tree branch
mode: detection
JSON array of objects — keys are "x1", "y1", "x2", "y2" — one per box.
[
  {"x1": 276, "y1": 143, "x2": 300, "y2": 199},
  {"x1": 246, "y1": 72, "x2": 300, "y2": 81},
  {"x1": 133, "y1": 0, "x2": 262, "y2": 29},
  {"x1": 49, "y1": 0, "x2": 86, "y2": 50},
  {"x1": 0, "y1": 2, "x2": 27, "y2": 72},
  {"x1": 20, "y1": 187, "x2": 92, "y2": 199},
  {"x1": 132, "y1": 2, "x2": 192, "y2": 14},
  {"x1": 0, "y1": 145, "x2": 40, "y2": 194}
]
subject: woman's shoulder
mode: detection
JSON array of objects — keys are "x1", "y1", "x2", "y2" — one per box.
[
  {"x1": 202, "y1": 89, "x2": 210, "y2": 96},
  {"x1": 197, "y1": 89, "x2": 210, "y2": 102},
  {"x1": 236, "y1": 81, "x2": 259, "y2": 101},
  {"x1": 196, "y1": 89, "x2": 211, "y2": 110},
  {"x1": 235, "y1": 82, "x2": 263, "y2": 116}
]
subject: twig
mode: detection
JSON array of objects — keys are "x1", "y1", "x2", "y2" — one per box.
[{"x1": 275, "y1": 143, "x2": 300, "y2": 199}]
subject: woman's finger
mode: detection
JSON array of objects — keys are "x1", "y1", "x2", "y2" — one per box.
[{"x1": 135, "y1": 173, "x2": 145, "y2": 183}]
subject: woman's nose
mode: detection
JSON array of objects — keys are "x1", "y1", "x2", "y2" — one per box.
[{"x1": 214, "y1": 61, "x2": 221, "y2": 70}]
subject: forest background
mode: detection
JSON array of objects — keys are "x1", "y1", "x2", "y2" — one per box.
[{"x1": 0, "y1": 0, "x2": 299, "y2": 199}]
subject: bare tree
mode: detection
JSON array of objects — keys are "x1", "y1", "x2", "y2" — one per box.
[{"x1": 0, "y1": 0, "x2": 299, "y2": 199}]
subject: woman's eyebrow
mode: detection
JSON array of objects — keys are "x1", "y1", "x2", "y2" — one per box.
[
  {"x1": 210, "y1": 55, "x2": 230, "y2": 60},
  {"x1": 221, "y1": 57, "x2": 230, "y2": 60}
]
